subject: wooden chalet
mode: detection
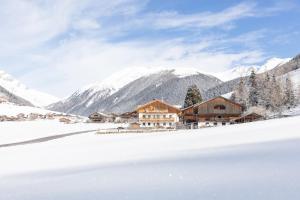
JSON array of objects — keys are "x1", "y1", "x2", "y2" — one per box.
[
  {"x1": 135, "y1": 99, "x2": 181, "y2": 128},
  {"x1": 182, "y1": 96, "x2": 243, "y2": 126},
  {"x1": 89, "y1": 112, "x2": 115, "y2": 123},
  {"x1": 116, "y1": 111, "x2": 138, "y2": 123}
]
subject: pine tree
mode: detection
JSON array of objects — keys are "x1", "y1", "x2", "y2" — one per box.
[
  {"x1": 248, "y1": 70, "x2": 259, "y2": 107},
  {"x1": 235, "y1": 77, "x2": 248, "y2": 108},
  {"x1": 284, "y1": 75, "x2": 295, "y2": 108},
  {"x1": 183, "y1": 85, "x2": 203, "y2": 108}
]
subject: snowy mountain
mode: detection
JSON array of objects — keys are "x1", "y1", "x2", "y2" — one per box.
[
  {"x1": 0, "y1": 70, "x2": 58, "y2": 107},
  {"x1": 206, "y1": 56, "x2": 299, "y2": 99},
  {"x1": 0, "y1": 102, "x2": 59, "y2": 117},
  {"x1": 48, "y1": 68, "x2": 222, "y2": 115},
  {"x1": 214, "y1": 57, "x2": 291, "y2": 81}
]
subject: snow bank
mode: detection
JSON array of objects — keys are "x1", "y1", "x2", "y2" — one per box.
[
  {"x1": 0, "y1": 120, "x2": 121, "y2": 144},
  {"x1": 0, "y1": 102, "x2": 58, "y2": 116},
  {"x1": 1, "y1": 116, "x2": 300, "y2": 199},
  {"x1": 0, "y1": 116, "x2": 300, "y2": 175}
]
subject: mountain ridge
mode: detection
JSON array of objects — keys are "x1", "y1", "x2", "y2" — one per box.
[
  {"x1": 0, "y1": 70, "x2": 59, "y2": 107},
  {"x1": 48, "y1": 69, "x2": 223, "y2": 115}
]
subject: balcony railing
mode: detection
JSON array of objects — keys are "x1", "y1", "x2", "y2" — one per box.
[{"x1": 139, "y1": 118, "x2": 176, "y2": 122}]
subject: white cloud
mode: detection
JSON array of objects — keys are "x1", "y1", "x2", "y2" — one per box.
[
  {"x1": 0, "y1": 0, "x2": 291, "y2": 98},
  {"x1": 19, "y1": 37, "x2": 264, "y2": 97},
  {"x1": 146, "y1": 2, "x2": 256, "y2": 30}
]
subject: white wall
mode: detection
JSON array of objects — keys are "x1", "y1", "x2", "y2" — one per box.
[{"x1": 139, "y1": 113, "x2": 178, "y2": 128}]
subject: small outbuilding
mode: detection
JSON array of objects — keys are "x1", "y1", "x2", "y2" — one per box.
[
  {"x1": 234, "y1": 112, "x2": 264, "y2": 123},
  {"x1": 129, "y1": 122, "x2": 140, "y2": 129}
]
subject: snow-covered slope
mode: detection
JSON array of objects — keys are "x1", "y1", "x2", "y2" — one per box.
[
  {"x1": 1, "y1": 116, "x2": 300, "y2": 199},
  {"x1": 0, "y1": 70, "x2": 59, "y2": 107},
  {"x1": 49, "y1": 67, "x2": 222, "y2": 115},
  {"x1": 205, "y1": 56, "x2": 296, "y2": 99},
  {"x1": 214, "y1": 57, "x2": 291, "y2": 81},
  {"x1": 0, "y1": 102, "x2": 59, "y2": 117},
  {"x1": 78, "y1": 67, "x2": 212, "y2": 97}
]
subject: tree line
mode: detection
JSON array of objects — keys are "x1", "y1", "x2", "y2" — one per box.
[
  {"x1": 231, "y1": 70, "x2": 299, "y2": 113},
  {"x1": 183, "y1": 70, "x2": 300, "y2": 114}
]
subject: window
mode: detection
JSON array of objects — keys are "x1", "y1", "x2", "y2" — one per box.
[
  {"x1": 148, "y1": 123, "x2": 151, "y2": 126},
  {"x1": 156, "y1": 115, "x2": 160, "y2": 119},
  {"x1": 142, "y1": 123, "x2": 146, "y2": 126},
  {"x1": 222, "y1": 122, "x2": 226, "y2": 126},
  {"x1": 163, "y1": 123, "x2": 166, "y2": 126},
  {"x1": 213, "y1": 122, "x2": 218, "y2": 126},
  {"x1": 214, "y1": 105, "x2": 226, "y2": 110},
  {"x1": 142, "y1": 115, "x2": 146, "y2": 118},
  {"x1": 169, "y1": 123, "x2": 173, "y2": 126},
  {"x1": 148, "y1": 115, "x2": 151, "y2": 118},
  {"x1": 157, "y1": 123, "x2": 160, "y2": 126},
  {"x1": 193, "y1": 108, "x2": 198, "y2": 114},
  {"x1": 163, "y1": 115, "x2": 166, "y2": 118},
  {"x1": 169, "y1": 115, "x2": 172, "y2": 118}
]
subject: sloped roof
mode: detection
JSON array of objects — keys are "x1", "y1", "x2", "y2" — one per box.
[
  {"x1": 182, "y1": 96, "x2": 242, "y2": 111},
  {"x1": 136, "y1": 99, "x2": 181, "y2": 113}
]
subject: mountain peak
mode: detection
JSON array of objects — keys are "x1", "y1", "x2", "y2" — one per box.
[
  {"x1": 78, "y1": 67, "x2": 210, "y2": 95},
  {"x1": 214, "y1": 57, "x2": 291, "y2": 81},
  {"x1": 0, "y1": 70, "x2": 59, "y2": 107}
]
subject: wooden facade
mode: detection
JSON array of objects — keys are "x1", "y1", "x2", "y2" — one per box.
[
  {"x1": 116, "y1": 111, "x2": 138, "y2": 123},
  {"x1": 182, "y1": 96, "x2": 242, "y2": 126},
  {"x1": 89, "y1": 112, "x2": 115, "y2": 123},
  {"x1": 136, "y1": 99, "x2": 181, "y2": 128},
  {"x1": 234, "y1": 112, "x2": 263, "y2": 123}
]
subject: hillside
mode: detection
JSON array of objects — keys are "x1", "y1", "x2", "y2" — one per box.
[
  {"x1": 48, "y1": 68, "x2": 222, "y2": 115},
  {"x1": 205, "y1": 56, "x2": 299, "y2": 98},
  {"x1": 0, "y1": 70, "x2": 58, "y2": 107},
  {"x1": 0, "y1": 85, "x2": 33, "y2": 106}
]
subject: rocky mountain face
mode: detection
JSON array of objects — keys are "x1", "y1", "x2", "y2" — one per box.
[
  {"x1": 48, "y1": 69, "x2": 223, "y2": 116},
  {"x1": 269, "y1": 54, "x2": 300, "y2": 76}
]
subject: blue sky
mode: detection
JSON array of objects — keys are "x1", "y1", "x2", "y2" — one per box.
[{"x1": 0, "y1": 0, "x2": 299, "y2": 97}]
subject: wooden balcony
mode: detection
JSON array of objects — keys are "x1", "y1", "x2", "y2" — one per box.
[{"x1": 139, "y1": 118, "x2": 176, "y2": 122}]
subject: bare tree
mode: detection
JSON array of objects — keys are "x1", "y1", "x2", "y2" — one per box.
[
  {"x1": 270, "y1": 75, "x2": 284, "y2": 113},
  {"x1": 235, "y1": 77, "x2": 248, "y2": 108},
  {"x1": 260, "y1": 73, "x2": 272, "y2": 109},
  {"x1": 283, "y1": 75, "x2": 296, "y2": 108}
]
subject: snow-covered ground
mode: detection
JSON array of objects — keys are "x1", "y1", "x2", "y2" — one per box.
[
  {"x1": 1, "y1": 116, "x2": 300, "y2": 199},
  {"x1": 0, "y1": 102, "x2": 59, "y2": 116},
  {"x1": 0, "y1": 120, "x2": 122, "y2": 144}
]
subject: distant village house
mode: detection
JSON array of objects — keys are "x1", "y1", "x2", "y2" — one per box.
[{"x1": 89, "y1": 112, "x2": 115, "y2": 123}]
